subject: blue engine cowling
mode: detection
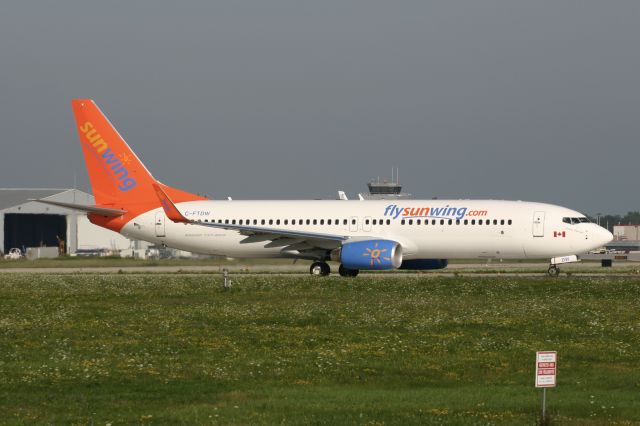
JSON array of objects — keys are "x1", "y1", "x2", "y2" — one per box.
[
  {"x1": 338, "y1": 240, "x2": 403, "y2": 270},
  {"x1": 399, "y1": 259, "x2": 449, "y2": 270}
]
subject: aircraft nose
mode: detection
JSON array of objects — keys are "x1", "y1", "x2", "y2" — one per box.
[{"x1": 596, "y1": 226, "x2": 613, "y2": 246}]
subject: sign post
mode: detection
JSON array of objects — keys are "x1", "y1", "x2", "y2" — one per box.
[{"x1": 535, "y1": 351, "x2": 557, "y2": 420}]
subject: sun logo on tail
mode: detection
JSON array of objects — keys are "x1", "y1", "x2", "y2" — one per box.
[
  {"x1": 118, "y1": 152, "x2": 132, "y2": 165},
  {"x1": 362, "y1": 242, "x2": 391, "y2": 266}
]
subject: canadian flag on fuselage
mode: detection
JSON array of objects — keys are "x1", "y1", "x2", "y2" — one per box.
[{"x1": 72, "y1": 99, "x2": 206, "y2": 232}]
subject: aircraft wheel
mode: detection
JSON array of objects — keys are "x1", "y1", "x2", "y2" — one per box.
[
  {"x1": 339, "y1": 264, "x2": 359, "y2": 278},
  {"x1": 310, "y1": 261, "x2": 330, "y2": 276},
  {"x1": 547, "y1": 265, "x2": 560, "y2": 277}
]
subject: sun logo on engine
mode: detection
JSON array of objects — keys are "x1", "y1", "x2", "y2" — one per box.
[{"x1": 362, "y1": 242, "x2": 391, "y2": 266}]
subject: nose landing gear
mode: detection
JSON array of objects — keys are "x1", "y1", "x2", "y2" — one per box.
[
  {"x1": 547, "y1": 255, "x2": 579, "y2": 277},
  {"x1": 547, "y1": 265, "x2": 560, "y2": 277}
]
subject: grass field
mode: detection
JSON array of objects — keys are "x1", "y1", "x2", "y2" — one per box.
[{"x1": 0, "y1": 274, "x2": 638, "y2": 425}]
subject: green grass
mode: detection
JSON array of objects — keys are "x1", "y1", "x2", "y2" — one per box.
[
  {"x1": 0, "y1": 257, "x2": 292, "y2": 269},
  {"x1": 0, "y1": 275, "x2": 638, "y2": 425}
]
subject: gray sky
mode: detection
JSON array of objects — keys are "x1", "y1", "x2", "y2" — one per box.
[{"x1": 1, "y1": 1, "x2": 639, "y2": 215}]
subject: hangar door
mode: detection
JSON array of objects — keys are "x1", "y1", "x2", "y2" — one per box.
[{"x1": 4, "y1": 214, "x2": 66, "y2": 251}]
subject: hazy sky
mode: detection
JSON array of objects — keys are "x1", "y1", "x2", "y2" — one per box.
[{"x1": 1, "y1": 1, "x2": 639, "y2": 214}]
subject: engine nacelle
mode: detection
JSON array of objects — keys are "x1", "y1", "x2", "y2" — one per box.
[
  {"x1": 399, "y1": 259, "x2": 449, "y2": 270},
  {"x1": 333, "y1": 239, "x2": 403, "y2": 270}
]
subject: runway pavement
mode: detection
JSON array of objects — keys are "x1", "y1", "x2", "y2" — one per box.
[{"x1": 0, "y1": 261, "x2": 637, "y2": 276}]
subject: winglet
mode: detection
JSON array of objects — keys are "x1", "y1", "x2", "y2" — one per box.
[{"x1": 152, "y1": 183, "x2": 190, "y2": 223}]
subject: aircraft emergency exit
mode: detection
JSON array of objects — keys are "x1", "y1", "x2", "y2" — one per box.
[{"x1": 36, "y1": 100, "x2": 613, "y2": 276}]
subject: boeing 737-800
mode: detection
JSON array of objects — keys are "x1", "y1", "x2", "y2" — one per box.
[{"x1": 35, "y1": 100, "x2": 613, "y2": 276}]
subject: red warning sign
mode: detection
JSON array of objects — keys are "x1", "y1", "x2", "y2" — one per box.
[{"x1": 535, "y1": 351, "x2": 557, "y2": 388}]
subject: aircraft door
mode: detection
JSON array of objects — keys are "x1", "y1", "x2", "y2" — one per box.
[
  {"x1": 155, "y1": 211, "x2": 166, "y2": 237},
  {"x1": 532, "y1": 211, "x2": 545, "y2": 237}
]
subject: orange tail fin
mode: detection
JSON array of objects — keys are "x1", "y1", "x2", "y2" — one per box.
[{"x1": 72, "y1": 99, "x2": 206, "y2": 230}]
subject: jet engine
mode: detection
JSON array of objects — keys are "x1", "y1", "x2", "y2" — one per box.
[{"x1": 332, "y1": 239, "x2": 403, "y2": 270}]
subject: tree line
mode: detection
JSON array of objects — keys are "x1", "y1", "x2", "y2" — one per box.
[{"x1": 588, "y1": 211, "x2": 640, "y2": 231}]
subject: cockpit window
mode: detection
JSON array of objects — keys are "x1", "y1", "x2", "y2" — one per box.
[{"x1": 563, "y1": 216, "x2": 590, "y2": 224}]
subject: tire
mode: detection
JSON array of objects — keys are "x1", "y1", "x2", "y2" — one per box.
[
  {"x1": 310, "y1": 262, "x2": 331, "y2": 276},
  {"x1": 339, "y1": 264, "x2": 359, "y2": 278},
  {"x1": 547, "y1": 265, "x2": 560, "y2": 277}
]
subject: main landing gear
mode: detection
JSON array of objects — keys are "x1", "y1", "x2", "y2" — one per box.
[
  {"x1": 309, "y1": 262, "x2": 360, "y2": 277},
  {"x1": 310, "y1": 261, "x2": 331, "y2": 276},
  {"x1": 338, "y1": 264, "x2": 359, "y2": 278}
]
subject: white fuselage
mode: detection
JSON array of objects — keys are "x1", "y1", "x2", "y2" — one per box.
[{"x1": 118, "y1": 199, "x2": 612, "y2": 260}]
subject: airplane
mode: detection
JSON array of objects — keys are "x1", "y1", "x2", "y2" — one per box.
[{"x1": 35, "y1": 100, "x2": 613, "y2": 277}]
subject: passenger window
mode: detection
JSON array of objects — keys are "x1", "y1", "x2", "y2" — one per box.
[
  {"x1": 365, "y1": 219, "x2": 370, "y2": 225},
  {"x1": 306, "y1": 219, "x2": 311, "y2": 225},
  {"x1": 456, "y1": 220, "x2": 460, "y2": 225},
  {"x1": 471, "y1": 219, "x2": 475, "y2": 225},
  {"x1": 387, "y1": 219, "x2": 391, "y2": 225},
  {"x1": 401, "y1": 219, "x2": 405, "y2": 225},
  {"x1": 478, "y1": 219, "x2": 482, "y2": 225},
  {"x1": 284, "y1": 219, "x2": 288, "y2": 225},
  {"x1": 432, "y1": 219, "x2": 436, "y2": 225},
  {"x1": 225, "y1": 219, "x2": 229, "y2": 224},
  {"x1": 448, "y1": 219, "x2": 453, "y2": 225},
  {"x1": 261, "y1": 219, "x2": 265, "y2": 225},
  {"x1": 500, "y1": 219, "x2": 505, "y2": 225},
  {"x1": 232, "y1": 219, "x2": 236, "y2": 224},
  {"x1": 408, "y1": 219, "x2": 413, "y2": 225},
  {"x1": 238, "y1": 220, "x2": 242, "y2": 225},
  {"x1": 464, "y1": 219, "x2": 468, "y2": 225},
  {"x1": 352, "y1": 219, "x2": 356, "y2": 225},
  {"x1": 320, "y1": 219, "x2": 324, "y2": 225},
  {"x1": 508, "y1": 219, "x2": 512, "y2": 225},
  {"x1": 417, "y1": 219, "x2": 421, "y2": 225},
  {"x1": 343, "y1": 219, "x2": 348, "y2": 225},
  {"x1": 328, "y1": 219, "x2": 332, "y2": 225},
  {"x1": 292, "y1": 219, "x2": 296, "y2": 225},
  {"x1": 372, "y1": 219, "x2": 377, "y2": 225},
  {"x1": 268, "y1": 219, "x2": 273, "y2": 225},
  {"x1": 253, "y1": 219, "x2": 257, "y2": 225},
  {"x1": 440, "y1": 219, "x2": 444, "y2": 225}
]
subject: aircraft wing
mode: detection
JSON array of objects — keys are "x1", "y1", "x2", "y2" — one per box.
[{"x1": 152, "y1": 183, "x2": 347, "y2": 258}]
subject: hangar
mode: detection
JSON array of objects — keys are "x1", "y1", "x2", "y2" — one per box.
[{"x1": 0, "y1": 188, "x2": 134, "y2": 256}]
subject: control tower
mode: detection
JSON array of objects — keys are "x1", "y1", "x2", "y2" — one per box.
[{"x1": 361, "y1": 168, "x2": 412, "y2": 200}]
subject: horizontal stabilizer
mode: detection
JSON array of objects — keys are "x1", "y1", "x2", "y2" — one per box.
[{"x1": 29, "y1": 199, "x2": 127, "y2": 217}]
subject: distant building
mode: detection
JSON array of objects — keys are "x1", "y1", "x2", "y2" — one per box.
[
  {"x1": 613, "y1": 225, "x2": 640, "y2": 241},
  {"x1": 0, "y1": 188, "x2": 137, "y2": 255}
]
